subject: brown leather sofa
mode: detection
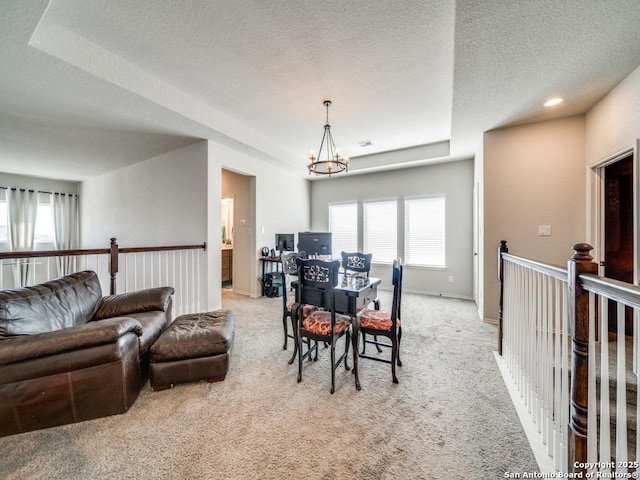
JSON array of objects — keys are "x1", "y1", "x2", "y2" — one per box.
[{"x1": 0, "y1": 270, "x2": 174, "y2": 437}]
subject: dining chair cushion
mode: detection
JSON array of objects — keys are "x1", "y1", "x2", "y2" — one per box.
[
  {"x1": 358, "y1": 308, "x2": 399, "y2": 331},
  {"x1": 302, "y1": 311, "x2": 351, "y2": 336}
]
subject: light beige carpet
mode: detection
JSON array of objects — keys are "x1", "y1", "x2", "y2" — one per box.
[{"x1": 0, "y1": 289, "x2": 538, "y2": 479}]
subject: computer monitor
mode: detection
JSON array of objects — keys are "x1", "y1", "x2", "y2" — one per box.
[
  {"x1": 297, "y1": 232, "x2": 332, "y2": 257},
  {"x1": 275, "y1": 233, "x2": 295, "y2": 253}
]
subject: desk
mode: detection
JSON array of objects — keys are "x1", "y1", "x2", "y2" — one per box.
[
  {"x1": 292, "y1": 275, "x2": 381, "y2": 390},
  {"x1": 260, "y1": 257, "x2": 282, "y2": 297}
]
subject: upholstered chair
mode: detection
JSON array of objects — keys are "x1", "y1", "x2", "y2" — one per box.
[
  {"x1": 280, "y1": 251, "x2": 315, "y2": 364},
  {"x1": 294, "y1": 258, "x2": 354, "y2": 394},
  {"x1": 357, "y1": 259, "x2": 403, "y2": 383}
]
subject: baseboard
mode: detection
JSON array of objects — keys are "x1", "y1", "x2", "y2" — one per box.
[
  {"x1": 484, "y1": 317, "x2": 498, "y2": 326},
  {"x1": 398, "y1": 287, "x2": 474, "y2": 301}
]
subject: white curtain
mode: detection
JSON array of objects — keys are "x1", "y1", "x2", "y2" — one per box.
[
  {"x1": 8, "y1": 188, "x2": 38, "y2": 287},
  {"x1": 52, "y1": 192, "x2": 79, "y2": 276}
]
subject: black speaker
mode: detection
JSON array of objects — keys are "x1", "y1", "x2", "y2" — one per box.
[{"x1": 262, "y1": 272, "x2": 282, "y2": 297}]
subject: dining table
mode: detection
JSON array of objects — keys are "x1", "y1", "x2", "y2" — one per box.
[{"x1": 291, "y1": 273, "x2": 382, "y2": 390}]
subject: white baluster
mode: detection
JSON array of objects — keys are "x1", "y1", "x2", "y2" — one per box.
[
  {"x1": 616, "y1": 301, "x2": 628, "y2": 472},
  {"x1": 588, "y1": 292, "x2": 598, "y2": 466},
  {"x1": 599, "y1": 296, "x2": 611, "y2": 471}
]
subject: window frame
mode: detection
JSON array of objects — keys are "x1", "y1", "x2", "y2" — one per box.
[
  {"x1": 363, "y1": 198, "x2": 398, "y2": 265},
  {"x1": 403, "y1": 195, "x2": 446, "y2": 269},
  {"x1": 328, "y1": 201, "x2": 358, "y2": 260}
]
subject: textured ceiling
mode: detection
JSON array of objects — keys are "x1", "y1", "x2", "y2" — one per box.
[{"x1": 2, "y1": 0, "x2": 640, "y2": 181}]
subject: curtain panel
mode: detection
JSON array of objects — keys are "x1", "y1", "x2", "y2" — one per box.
[
  {"x1": 52, "y1": 192, "x2": 80, "y2": 276},
  {"x1": 7, "y1": 188, "x2": 38, "y2": 286}
]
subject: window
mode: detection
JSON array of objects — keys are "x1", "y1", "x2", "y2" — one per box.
[
  {"x1": 404, "y1": 196, "x2": 445, "y2": 267},
  {"x1": 329, "y1": 203, "x2": 357, "y2": 258},
  {"x1": 34, "y1": 203, "x2": 54, "y2": 243},
  {"x1": 0, "y1": 197, "x2": 6, "y2": 243},
  {"x1": 363, "y1": 200, "x2": 397, "y2": 264}
]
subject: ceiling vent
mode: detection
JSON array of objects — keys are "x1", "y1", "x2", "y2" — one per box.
[{"x1": 358, "y1": 140, "x2": 373, "y2": 147}]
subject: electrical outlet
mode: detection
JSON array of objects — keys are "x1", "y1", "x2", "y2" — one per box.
[{"x1": 448, "y1": 275, "x2": 454, "y2": 283}]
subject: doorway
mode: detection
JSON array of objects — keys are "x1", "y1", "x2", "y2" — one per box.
[
  {"x1": 221, "y1": 168, "x2": 256, "y2": 296},
  {"x1": 603, "y1": 153, "x2": 634, "y2": 334},
  {"x1": 221, "y1": 197, "x2": 234, "y2": 289}
]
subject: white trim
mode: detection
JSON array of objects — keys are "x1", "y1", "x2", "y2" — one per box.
[
  {"x1": 587, "y1": 144, "x2": 636, "y2": 275},
  {"x1": 494, "y1": 351, "x2": 558, "y2": 475}
]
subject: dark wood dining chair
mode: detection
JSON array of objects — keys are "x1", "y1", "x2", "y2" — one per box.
[
  {"x1": 357, "y1": 258, "x2": 403, "y2": 383},
  {"x1": 280, "y1": 251, "x2": 315, "y2": 364},
  {"x1": 341, "y1": 251, "x2": 379, "y2": 309},
  {"x1": 293, "y1": 258, "x2": 353, "y2": 394}
]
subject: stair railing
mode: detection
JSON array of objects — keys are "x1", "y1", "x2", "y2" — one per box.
[
  {"x1": 0, "y1": 238, "x2": 207, "y2": 318},
  {"x1": 499, "y1": 241, "x2": 571, "y2": 472},
  {"x1": 499, "y1": 241, "x2": 640, "y2": 476}
]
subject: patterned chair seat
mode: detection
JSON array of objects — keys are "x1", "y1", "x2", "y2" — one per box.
[
  {"x1": 358, "y1": 307, "x2": 400, "y2": 331},
  {"x1": 302, "y1": 311, "x2": 351, "y2": 336}
]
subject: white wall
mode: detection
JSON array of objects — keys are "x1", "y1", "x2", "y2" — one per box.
[
  {"x1": 310, "y1": 160, "x2": 475, "y2": 298},
  {"x1": 80, "y1": 141, "x2": 209, "y2": 305},
  {"x1": 209, "y1": 141, "x2": 311, "y2": 300},
  {"x1": 80, "y1": 139, "x2": 309, "y2": 310},
  {"x1": 81, "y1": 141, "x2": 208, "y2": 247},
  {"x1": 482, "y1": 116, "x2": 586, "y2": 322},
  {"x1": 586, "y1": 65, "x2": 640, "y2": 168},
  {"x1": 582, "y1": 63, "x2": 640, "y2": 283}
]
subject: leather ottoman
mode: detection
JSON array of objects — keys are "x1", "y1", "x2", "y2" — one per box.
[{"x1": 149, "y1": 310, "x2": 235, "y2": 391}]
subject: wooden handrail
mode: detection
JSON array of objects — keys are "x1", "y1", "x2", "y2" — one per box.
[
  {"x1": 0, "y1": 248, "x2": 110, "y2": 259},
  {"x1": 501, "y1": 252, "x2": 567, "y2": 281},
  {"x1": 580, "y1": 273, "x2": 640, "y2": 309},
  {"x1": 119, "y1": 243, "x2": 206, "y2": 254},
  {"x1": 0, "y1": 238, "x2": 207, "y2": 295}
]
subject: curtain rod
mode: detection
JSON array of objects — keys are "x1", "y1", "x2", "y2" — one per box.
[{"x1": 0, "y1": 186, "x2": 78, "y2": 196}]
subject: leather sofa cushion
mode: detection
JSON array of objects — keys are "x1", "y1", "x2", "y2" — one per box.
[
  {"x1": 0, "y1": 317, "x2": 142, "y2": 366},
  {"x1": 0, "y1": 271, "x2": 102, "y2": 337},
  {"x1": 151, "y1": 310, "x2": 235, "y2": 362},
  {"x1": 0, "y1": 331, "x2": 141, "y2": 384},
  {"x1": 93, "y1": 287, "x2": 174, "y2": 320},
  {"x1": 127, "y1": 310, "x2": 171, "y2": 354}
]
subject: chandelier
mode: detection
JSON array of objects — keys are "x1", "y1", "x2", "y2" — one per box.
[{"x1": 307, "y1": 100, "x2": 349, "y2": 176}]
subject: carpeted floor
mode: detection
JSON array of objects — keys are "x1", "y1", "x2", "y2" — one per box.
[{"x1": 0, "y1": 289, "x2": 539, "y2": 479}]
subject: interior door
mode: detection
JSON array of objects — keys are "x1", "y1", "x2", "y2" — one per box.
[{"x1": 603, "y1": 153, "x2": 634, "y2": 335}]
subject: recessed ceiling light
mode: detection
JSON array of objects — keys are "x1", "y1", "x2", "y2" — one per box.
[{"x1": 544, "y1": 98, "x2": 563, "y2": 107}]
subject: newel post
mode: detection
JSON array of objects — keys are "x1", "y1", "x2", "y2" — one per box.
[
  {"x1": 568, "y1": 243, "x2": 598, "y2": 474},
  {"x1": 109, "y1": 238, "x2": 119, "y2": 295},
  {"x1": 497, "y1": 240, "x2": 508, "y2": 355}
]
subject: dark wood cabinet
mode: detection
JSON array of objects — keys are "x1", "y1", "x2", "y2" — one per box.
[{"x1": 222, "y1": 249, "x2": 233, "y2": 284}]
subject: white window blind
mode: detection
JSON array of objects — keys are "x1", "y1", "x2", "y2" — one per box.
[
  {"x1": 329, "y1": 203, "x2": 357, "y2": 259},
  {"x1": 404, "y1": 196, "x2": 445, "y2": 267},
  {"x1": 364, "y1": 200, "x2": 397, "y2": 264}
]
